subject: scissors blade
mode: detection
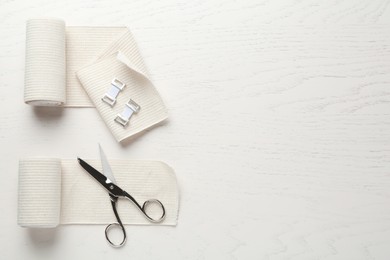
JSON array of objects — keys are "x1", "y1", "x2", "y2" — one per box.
[
  {"x1": 78, "y1": 157, "x2": 124, "y2": 197},
  {"x1": 99, "y1": 144, "x2": 117, "y2": 185}
]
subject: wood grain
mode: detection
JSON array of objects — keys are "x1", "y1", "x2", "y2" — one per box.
[{"x1": 1, "y1": 0, "x2": 390, "y2": 259}]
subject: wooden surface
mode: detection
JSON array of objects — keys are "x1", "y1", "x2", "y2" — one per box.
[{"x1": 1, "y1": 0, "x2": 390, "y2": 259}]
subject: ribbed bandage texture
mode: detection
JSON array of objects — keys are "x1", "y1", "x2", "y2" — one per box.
[
  {"x1": 24, "y1": 19, "x2": 168, "y2": 142},
  {"x1": 18, "y1": 158, "x2": 179, "y2": 227}
]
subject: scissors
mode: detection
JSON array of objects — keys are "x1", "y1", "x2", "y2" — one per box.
[{"x1": 77, "y1": 145, "x2": 166, "y2": 247}]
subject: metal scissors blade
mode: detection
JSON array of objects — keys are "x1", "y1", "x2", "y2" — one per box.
[
  {"x1": 99, "y1": 144, "x2": 117, "y2": 185},
  {"x1": 77, "y1": 147, "x2": 166, "y2": 248},
  {"x1": 77, "y1": 157, "x2": 124, "y2": 197}
]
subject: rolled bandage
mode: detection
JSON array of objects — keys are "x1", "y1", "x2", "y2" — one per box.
[
  {"x1": 17, "y1": 158, "x2": 179, "y2": 227},
  {"x1": 24, "y1": 19, "x2": 66, "y2": 106},
  {"x1": 18, "y1": 158, "x2": 62, "y2": 228}
]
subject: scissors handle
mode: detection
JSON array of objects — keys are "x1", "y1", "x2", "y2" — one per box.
[
  {"x1": 123, "y1": 190, "x2": 166, "y2": 223},
  {"x1": 105, "y1": 193, "x2": 165, "y2": 247},
  {"x1": 105, "y1": 196, "x2": 127, "y2": 247}
]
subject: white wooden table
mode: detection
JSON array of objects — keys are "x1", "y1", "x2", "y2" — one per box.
[{"x1": 1, "y1": 1, "x2": 390, "y2": 259}]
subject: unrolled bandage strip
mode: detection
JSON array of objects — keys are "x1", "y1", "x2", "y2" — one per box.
[
  {"x1": 18, "y1": 158, "x2": 179, "y2": 228},
  {"x1": 24, "y1": 18, "x2": 168, "y2": 142}
]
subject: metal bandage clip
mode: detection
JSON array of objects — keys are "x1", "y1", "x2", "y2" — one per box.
[
  {"x1": 102, "y1": 78, "x2": 126, "y2": 106},
  {"x1": 114, "y1": 99, "x2": 140, "y2": 127}
]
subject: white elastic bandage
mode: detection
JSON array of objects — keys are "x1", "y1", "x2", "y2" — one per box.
[
  {"x1": 24, "y1": 19, "x2": 168, "y2": 142},
  {"x1": 18, "y1": 158, "x2": 179, "y2": 228}
]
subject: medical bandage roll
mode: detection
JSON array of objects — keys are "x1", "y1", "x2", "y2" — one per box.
[
  {"x1": 24, "y1": 19, "x2": 66, "y2": 106},
  {"x1": 17, "y1": 158, "x2": 179, "y2": 228},
  {"x1": 18, "y1": 158, "x2": 62, "y2": 228}
]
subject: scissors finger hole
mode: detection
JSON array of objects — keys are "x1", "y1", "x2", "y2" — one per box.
[
  {"x1": 105, "y1": 223, "x2": 126, "y2": 247},
  {"x1": 142, "y1": 199, "x2": 166, "y2": 222}
]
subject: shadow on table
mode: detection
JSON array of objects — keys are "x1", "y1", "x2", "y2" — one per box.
[
  {"x1": 120, "y1": 119, "x2": 170, "y2": 147},
  {"x1": 32, "y1": 107, "x2": 64, "y2": 119},
  {"x1": 28, "y1": 228, "x2": 58, "y2": 247}
]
